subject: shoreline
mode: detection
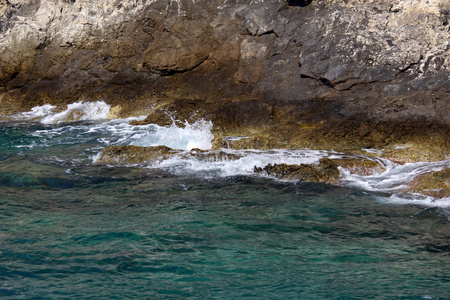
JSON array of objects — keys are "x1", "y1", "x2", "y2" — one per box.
[{"x1": 2, "y1": 100, "x2": 449, "y2": 201}]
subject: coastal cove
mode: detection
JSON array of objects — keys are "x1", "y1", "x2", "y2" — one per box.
[
  {"x1": 0, "y1": 103, "x2": 449, "y2": 298},
  {"x1": 0, "y1": 0, "x2": 449, "y2": 298}
]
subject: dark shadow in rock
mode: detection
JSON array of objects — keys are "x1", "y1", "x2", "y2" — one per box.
[{"x1": 286, "y1": 0, "x2": 313, "y2": 7}]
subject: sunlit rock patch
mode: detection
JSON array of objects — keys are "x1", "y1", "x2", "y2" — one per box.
[
  {"x1": 409, "y1": 168, "x2": 450, "y2": 198},
  {"x1": 95, "y1": 145, "x2": 179, "y2": 165},
  {"x1": 254, "y1": 158, "x2": 341, "y2": 184},
  {"x1": 95, "y1": 145, "x2": 243, "y2": 166},
  {"x1": 254, "y1": 157, "x2": 386, "y2": 183}
]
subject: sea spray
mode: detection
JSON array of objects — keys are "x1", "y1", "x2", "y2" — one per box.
[
  {"x1": 129, "y1": 119, "x2": 214, "y2": 150},
  {"x1": 10, "y1": 101, "x2": 111, "y2": 124},
  {"x1": 5, "y1": 103, "x2": 450, "y2": 208},
  {"x1": 13, "y1": 104, "x2": 57, "y2": 121}
]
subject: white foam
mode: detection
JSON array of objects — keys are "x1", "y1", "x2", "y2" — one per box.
[
  {"x1": 41, "y1": 101, "x2": 111, "y2": 124},
  {"x1": 11, "y1": 104, "x2": 57, "y2": 121},
  {"x1": 13, "y1": 112, "x2": 150, "y2": 150},
  {"x1": 340, "y1": 159, "x2": 450, "y2": 208},
  {"x1": 150, "y1": 148, "x2": 332, "y2": 178},
  {"x1": 362, "y1": 148, "x2": 384, "y2": 155},
  {"x1": 9, "y1": 104, "x2": 450, "y2": 208},
  {"x1": 149, "y1": 150, "x2": 450, "y2": 208},
  {"x1": 129, "y1": 120, "x2": 214, "y2": 150},
  {"x1": 340, "y1": 159, "x2": 450, "y2": 193},
  {"x1": 10, "y1": 101, "x2": 111, "y2": 124},
  {"x1": 376, "y1": 194, "x2": 450, "y2": 208}
]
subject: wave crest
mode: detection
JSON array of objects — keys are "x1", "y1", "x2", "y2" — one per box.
[{"x1": 11, "y1": 101, "x2": 111, "y2": 124}]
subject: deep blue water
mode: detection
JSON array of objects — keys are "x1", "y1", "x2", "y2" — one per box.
[{"x1": 0, "y1": 118, "x2": 449, "y2": 299}]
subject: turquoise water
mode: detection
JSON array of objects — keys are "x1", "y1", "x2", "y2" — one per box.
[{"x1": 0, "y1": 117, "x2": 449, "y2": 299}]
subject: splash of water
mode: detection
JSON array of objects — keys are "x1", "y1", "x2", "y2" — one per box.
[
  {"x1": 15, "y1": 104, "x2": 57, "y2": 121},
  {"x1": 129, "y1": 119, "x2": 214, "y2": 150},
  {"x1": 5, "y1": 102, "x2": 450, "y2": 208},
  {"x1": 11, "y1": 101, "x2": 111, "y2": 124}
]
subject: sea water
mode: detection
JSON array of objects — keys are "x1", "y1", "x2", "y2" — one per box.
[{"x1": 0, "y1": 102, "x2": 449, "y2": 299}]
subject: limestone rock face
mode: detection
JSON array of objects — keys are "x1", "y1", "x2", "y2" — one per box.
[
  {"x1": 142, "y1": 17, "x2": 213, "y2": 75},
  {"x1": 1, "y1": 0, "x2": 448, "y2": 101},
  {"x1": 299, "y1": 0, "x2": 450, "y2": 91},
  {"x1": 0, "y1": 0, "x2": 449, "y2": 160}
]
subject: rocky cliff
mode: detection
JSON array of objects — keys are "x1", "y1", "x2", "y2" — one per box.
[{"x1": 1, "y1": 0, "x2": 449, "y2": 161}]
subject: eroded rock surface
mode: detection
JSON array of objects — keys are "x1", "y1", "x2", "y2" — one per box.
[
  {"x1": 0, "y1": 0, "x2": 449, "y2": 161},
  {"x1": 255, "y1": 158, "x2": 341, "y2": 184},
  {"x1": 95, "y1": 145, "x2": 178, "y2": 165},
  {"x1": 95, "y1": 145, "x2": 243, "y2": 165},
  {"x1": 409, "y1": 168, "x2": 450, "y2": 198},
  {"x1": 254, "y1": 157, "x2": 386, "y2": 183}
]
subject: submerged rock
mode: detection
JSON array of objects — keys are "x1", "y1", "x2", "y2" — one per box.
[
  {"x1": 413, "y1": 207, "x2": 450, "y2": 224},
  {"x1": 409, "y1": 168, "x2": 450, "y2": 198}
]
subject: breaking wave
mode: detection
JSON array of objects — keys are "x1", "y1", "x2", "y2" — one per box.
[
  {"x1": 339, "y1": 159, "x2": 450, "y2": 208},
  {"x1": 130, "y1": 120, "x2": 214, "y2": 150},
  {"x1": 5, "y1": 102, "x2": 450, "y2": 208},
  {"x1": 10, "y1": 101, "x2": 111, "y2": 124}
]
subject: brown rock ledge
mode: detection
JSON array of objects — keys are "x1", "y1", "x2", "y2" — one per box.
[
  {"x1": 95, "y1": 145, "x2": 243, "y2": 165},
  {"x1": 409, "y1": 168, "x2": 450, "y2": 198},
  {"x1": 128, "y1": 98, "x2": 449, "y2": 164},
  {"x1": 1, "y1": 0, "x2": 448, "y2": 163},
  {"x1": 95, "y1": 145, "x2": 178, "y2": 165},
  {"x1": 254, "y1": 157, "x2": 386, "y2": 184}
]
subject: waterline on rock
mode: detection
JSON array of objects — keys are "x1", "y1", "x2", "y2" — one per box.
[
  {"x1": 0, "y1": 109, "x2": 449, "y2": 298},
  {"x1": 2, "y1": 105, "x2": 449, "y2": 209},
  {"x1": 340, "y1": 159, "x2": 450, "y2": 191},
  {"x1": 151, "y1": 148, "x2": 334, "y2": 177}
]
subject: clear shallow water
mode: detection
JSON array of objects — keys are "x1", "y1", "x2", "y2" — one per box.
[{"x1": 0, "y1": 103, "x2": 449, "y2": 299}]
